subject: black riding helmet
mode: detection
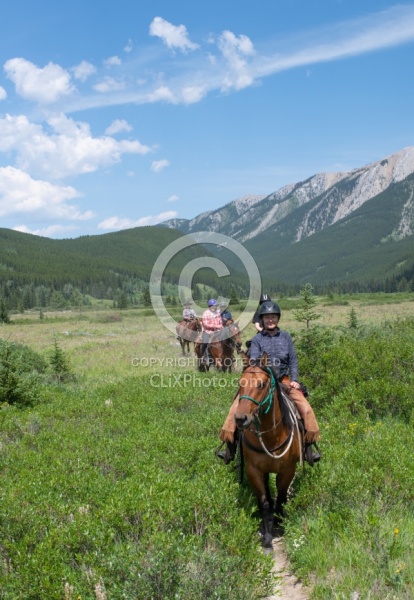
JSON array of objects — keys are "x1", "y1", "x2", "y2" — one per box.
[
  {"x1": 259, "y1": 300, "x2": 281, "y2": 318},
  {"x1": 259, "y1": 293, "x2": 272, "y2": 303}
]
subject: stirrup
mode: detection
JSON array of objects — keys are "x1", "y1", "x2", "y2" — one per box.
[{"x1": 215, "y1": 441, "x2": 236, "y2": 465}]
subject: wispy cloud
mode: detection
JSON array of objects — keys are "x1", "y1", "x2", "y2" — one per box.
[
  {"x1": 97, "y1": 210, "x2": 177, "y2": 231},
  {"x1": 71, "y1": 6, "x2": 414, "y2": 111},
  {"x1": 14, "y1": 224, "x2": 79, "y2": 237},
  {"x1": 255, "y1": 5, "x2": 414, "y2": 77},
  {"x1": 72, "y1": 60, "x2": 96, "y2": 82},
  {"x1": 124, "y1": 39, "x2": 134, "y2": 53},
  {"x1": 151, "y1": 159, "x2": 170, "y2": 173},
  {"x1": 104, "y1": 55, "x2": 122, "y2": 67},
  {"x1": 105, "y1": 119, "x2": 133, "y2": 135}
]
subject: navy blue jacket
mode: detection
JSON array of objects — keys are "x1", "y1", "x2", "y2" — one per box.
[
  {"x1": 249, "y1": 328, "x2": 299, "y2": 381},
  {"x1": 220, "y1": 310, "x2": 232, "y2": 325}
]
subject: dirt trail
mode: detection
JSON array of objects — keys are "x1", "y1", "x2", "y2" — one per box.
[{"x1": 266, "y1": 534, "x2": 309, "y2": 600}]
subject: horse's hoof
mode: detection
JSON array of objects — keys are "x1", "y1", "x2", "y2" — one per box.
[{"x1": 263, "y1": 536, "x2": 273, "y2": 550}]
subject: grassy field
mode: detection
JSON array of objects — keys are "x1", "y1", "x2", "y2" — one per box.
[
  {"x1": 0, "y1": 292, "x2": 413, "y2": 599},
  {"x1": 6, "y1": 292, "x2": 414, "y2": 384}
]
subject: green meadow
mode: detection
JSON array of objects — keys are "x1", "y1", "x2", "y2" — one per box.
[{"x1": 0, "y1": 293, "x2": 413, "y2": 599}]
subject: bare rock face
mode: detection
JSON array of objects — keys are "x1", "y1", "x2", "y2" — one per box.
[{"x1": 161, "y1": 146, "x2": 414, "y2": 244}]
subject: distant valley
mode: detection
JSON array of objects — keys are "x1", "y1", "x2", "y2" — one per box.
[{"x1": 0, "y1": 147, "x2": 413, "y2": 312}]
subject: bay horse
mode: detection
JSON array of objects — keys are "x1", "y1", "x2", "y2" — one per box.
[
  {"x1": 195, "y1": 320, "x2": 242, "y2": 372},
  {"x1": 176, "y1": 318, "x2": 202, "y2": 356},
  {"x1": 235, "y1": 352, "x2": 302, "y2": 548}
]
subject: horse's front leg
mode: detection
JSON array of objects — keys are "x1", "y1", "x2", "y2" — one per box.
[
  {"x1": 264, "y1": 472, "x2": 273, "y2": 512},
  {"x1": 223, "y1": 354, "x2": 233, "y2": 373},
  {"x1": 274, "y1": 467, "x2": 295, "y2": 520},
  {"x1": 247, "y1": 467, "x2": 273, "y2": 548},
  {"x1": 258, "y1": 494, "x2": 273, "y2": 549}
]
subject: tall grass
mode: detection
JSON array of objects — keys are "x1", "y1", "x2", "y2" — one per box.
[
  {"x1": 0, "y1": 374, "x2": 274, "y2": 599},
  {"x1": 0, "y1": 300, "x2": 413, "y2": 598}
]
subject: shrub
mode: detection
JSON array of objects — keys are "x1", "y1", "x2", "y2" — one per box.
[{"x1": 0, "y1": 341, "x2": 45, "y2": 406}]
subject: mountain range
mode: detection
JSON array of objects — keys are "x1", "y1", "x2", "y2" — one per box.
[
  {"x1": 161, "y1": 147, "x2": 414, "y2": 288},
  {"x1": 0, "y1": 147, "x2": 413, "y2": 308}
]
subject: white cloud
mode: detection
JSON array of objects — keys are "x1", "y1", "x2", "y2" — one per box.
[
  {"x1": 167, "y1": 195, "x2": 179, "y2": 202},
  {"x1": 124, "y1": 39, "x2": 134, "y2": 53},
  {"x1": 218, "y1": 30, "x2": 255, "y2": 91},
  {"x1": 0, "y1": 86, "x2": 7, "y2": 100},
  {"x1": 0, "y1": 113, "x2": 152, "y2": 179},
  {"x1": 105, "y1": 119, "x2": 133, "y2": 135},
  {"x1": 0, "y1": 166, "x2": 93, "y2": 221},
  {"x1": 14, "y1": 224, "x2": 79, "y2": 237},
  {"x1": 93, "y1": 76, "x2": 126, "y2": 93},
  {"x1": 149, "y1": 17, "x2": 199, "y2": 52},
  {"x1": 147, "y1": 86, "x2": 176, "y2": 103},
  {"x1": 151, "y1": 159, "x2": 170, "y2": 173},
  {"x1": 219, "y1": 30, "x2": 255, "y2": 57},
  {"x1": 4, "y1": 57, "x2": 74, "y2": 104},
  {"x1": 72, "y1": 61, "x2": 96, "y2": 82},
  {"x1": 98, "y1": 211, "x2": 178, "y2": 230},
  {"x1": 180, "y1": 85, "x2": 206, "y2": 104},
  {"x1": 255, "y1": 5, "x2": 414, "y2": 78},
  {"x1": 104, "y1": 56, "x2": 122, "y2": 67}
]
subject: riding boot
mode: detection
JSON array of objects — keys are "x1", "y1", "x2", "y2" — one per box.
[
  {"x1": 217, "y1": 440, "x2": 237, "y2": 464},
  {"x1": 304, "y1": 443, "x2": 321, "y2": 467}
]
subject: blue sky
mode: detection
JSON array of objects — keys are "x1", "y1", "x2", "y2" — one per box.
[{"x1": 0, "y1": 0, "x2": 414, "y2": 238}]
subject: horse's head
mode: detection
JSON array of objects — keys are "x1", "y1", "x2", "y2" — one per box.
[
  {"x1": 226, "y1": 320, "x2": 242, "y2": 352},
  {"x1": 235, "y1": 353, "x2": 274, "y2": 430}
]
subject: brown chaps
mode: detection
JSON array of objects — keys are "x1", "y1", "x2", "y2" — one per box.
[{"x1": 219, "y1": 377, "x2": 320, "y2": 445}]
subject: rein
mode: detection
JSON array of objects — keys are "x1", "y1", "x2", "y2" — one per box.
[{"x1": 239, "y1": 367, "x2": 302, "y2": 463}]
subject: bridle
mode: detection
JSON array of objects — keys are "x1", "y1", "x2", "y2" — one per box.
[
  {"x1": 212, "y1": 322, "x2": 242, "y2": 353},
  {"x1": 225, "y1": 322, "x2": 242, "y2": 352},
  {"x1": 239, "y1": 366, "x2": 302, "y2": 462}
]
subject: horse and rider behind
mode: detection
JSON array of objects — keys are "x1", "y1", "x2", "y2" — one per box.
[
  {"x1": 176, "y1": 298, "x2": 242, "y2": 371},
  {"x1": 176, "y1": 301, "x2": 202, "y2": 356},
  {"x1": 195, "y1": 299, "x2": 241, "y2": 372}
]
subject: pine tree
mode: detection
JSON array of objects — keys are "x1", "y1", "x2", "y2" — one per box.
[
  {"x1": 348, "y1": 306, "x2": 359, "y2": 329},
  {"x1": 118, "y1": 290, "x2": 128, "y2": 309},
  {"x1": 293, "y1": 283, "x2": 321, "y2": 329},
  {"x1": 142, "y1": 287, "x2": 151, "y2": 307},
  {"x1": 49, "y1": 339, "x2": 72, "y2": 383},
  {"x1": 229, "y1": 286, "x2": 239, "y2": 305},
  {"x1": 0, "y1": 299, "x2": 10, "y2": 324}
]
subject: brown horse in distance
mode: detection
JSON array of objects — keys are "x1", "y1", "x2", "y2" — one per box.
[
  {"x1": 195, "y1": 319, "x2": 242, "y2": 372},
  {"x1": 176, "y1": 318, "x2": 202, "y2": 356},
  {"x1": 234, "y1": 352, "x2": 302, "y2": 548}
]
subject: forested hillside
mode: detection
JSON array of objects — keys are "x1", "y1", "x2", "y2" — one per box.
[
  {"x1": 0, "y1": 227, "x2": 248, "y2": 312},
  {"x1": 245, "y1": 175, "x2": 414, "y2": 292}
]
